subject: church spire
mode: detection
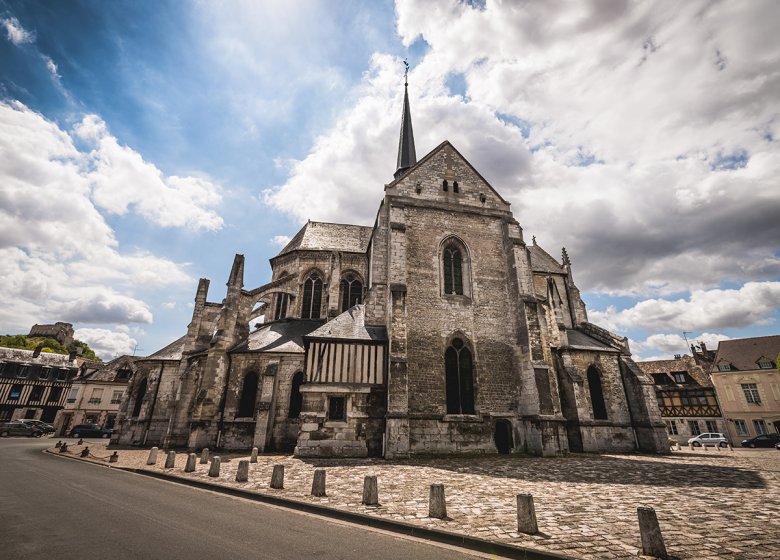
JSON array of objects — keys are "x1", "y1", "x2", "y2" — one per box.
[{"x1": 394, "y1": 60, "x2": 417, "y2": 179}]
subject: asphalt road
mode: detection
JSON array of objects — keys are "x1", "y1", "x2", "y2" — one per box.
[{"x1": 0, "y1": 438, "x2": 485, "y2": 560}]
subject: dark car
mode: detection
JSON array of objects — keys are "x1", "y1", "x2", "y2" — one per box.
[
  {"x1": 0, "y1": 420, "x2": 44, "y2": 438},
  {"x1": 741, "y1": 433, "x2": 780, "y2": 448},
  {"x1": 68, "y1": 423, "x2": 112, "y2": 439},
  {"x1": 20, "y1": 419, "x2": 56, "y2": 434}
]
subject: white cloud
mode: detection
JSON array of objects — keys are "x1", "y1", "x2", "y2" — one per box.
[
  {"x1": 43, "y1": 55, "x2": 60, "y2": 78},
  {"x1": 74, "y1": 328, "x2": 138, "y2": 360},
  {"x1": 590, "y1": 282, "x2": 780, "y2": 332},
  {"x1": 73, "y1": 115, "x2": 224, "y2": 231},
  {"x1": 1, "y1": 16, "x2": 34, "y2": 45},
  {"x1": 270, "y1": 235, "x2": 291, "y2": 247},
  {"x1": 0, "y1": 100, "x2": 208, "y2": 332}
]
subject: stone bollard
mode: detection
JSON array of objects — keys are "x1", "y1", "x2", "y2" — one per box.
[
  {"x1": 80, "y1": 447, "x2": 89, "y2": 458},
  {"x1": 184, "y1": 453, "x2": 196, "y2": 473},
  {"x1": 429, "y1": 484, "x2": 447, "y2": 519},
  {"x1": 715, "y1": 444, "x2": 721, "y2": 452},
  {"x1": 702, "y1": 444, "x2": 708, "y2": 452},
  {"x1": 200, "y1": 448, "x2": 209, "y2": 464},
  {"x1": 311, "y1": 469, "x2": 326, "y2": 497},
  {"x1": 146, "y1": 447, "x2": 159, "y2": 465},
  {"x1": 688, "y1": 442, "x2": 693, "y2": 450},
  {"x1": 250, "y1": 447, "x2": 258, "y2": 463},
  {"x1": 59, "y1": 443, "x2": 68, "y2": 453},
  {"x1": 637, "y1": 507, "x2": 668, "y2": 559},
  {"x1": 674, "y1": 443, "x2": 681, "y2": 451},
  {"x1": 270, "y1": 464, "x2": 284, "y2": 489},
  {"x1": 208, "y1": 456, "x2": 221, "y2": 477},
  {"x1": 236, "y1": 460, "x2": 249, "y2": 482},
  {"x1": 516, "y1": 493, "x2": 539, "y2": 534},
  {"x1": 728, "y1": 443, "x2": 733, "y2": 452},
  {"x1": 109, "y1": 451, "x2": 119, "y2": 463},
  {"x1": 78, "y1": 439, "x2": 83, "y2": 446},
  {"x1": 55, "y1": 441, "x2": 62, "y2": 448},
  {"x1": 362, "y1": 475, "x2": 379, "y2": 506},
  {"x1": 165, "y1": 450, "x2": 176, "y2": 468}
]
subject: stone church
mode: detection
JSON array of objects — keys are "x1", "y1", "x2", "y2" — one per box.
[{"x1": 113, "y1": 81, "x2": 668, "y2": 457}]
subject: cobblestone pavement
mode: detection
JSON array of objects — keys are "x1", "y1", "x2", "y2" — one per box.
[{"x1": 56, "y1": 442, "x2": 780, "y2": 560}]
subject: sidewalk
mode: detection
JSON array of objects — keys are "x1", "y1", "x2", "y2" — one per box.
[{"x1": 51, "y1": 442, "x2": 780, "y2": 559}]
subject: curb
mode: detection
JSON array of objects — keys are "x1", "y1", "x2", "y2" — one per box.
[{"x1": 46, "y1": 449, "x2": 576, "y2": 560}]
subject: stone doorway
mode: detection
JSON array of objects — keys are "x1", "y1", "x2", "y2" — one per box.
[{"x1": 494, "y1": 419, "x2": 513, "y2": 454}]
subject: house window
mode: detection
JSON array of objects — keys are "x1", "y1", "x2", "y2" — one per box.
[
  {"x1": 48, "y1": 386, "x2": 62, "y2": 403},
  {"x1": 753, "y1": 419, "x2": 767, "y2": 435},
  {"x1": 88, "y1": 388, "x2": 103, "y2": 405},
  {"x1": 666, "y1": 421, "x2": 678, "y2": 435},
  {"x1": 758, "y1": 360, "x2": 773, "y2": 369},
  {"x1": 132, "y1": 378, "x2": 147, "y2": 417},
  {"x1": 587, "y1": 366, "x2": 608, "y2": 420},
  {"x1": 741, "y1": 383, "x2": 761, "y2": 405},
  {"x1": 116, "y1": 369, "x2": 131, "y2": 381},
  {"x1": 66, "y1": 387, "x2": 79, "y2": 403},
  {"x1": 28, "y1": 386, "x2": 44, "y2": 402},
  {"x1": 671, "y1": 371, "x2": 688, "y2": 384},
  {"x1": 328, "y1": 396, "x2": 346, "y2": 421},
  {"x1": 274, "y1": 293, "x2": 289, "y2": 320},
  {"x1": 718, "y1": 364, "x2": 731, "y2": 371},
  {"x1": 705, "y1": 420, "x2": 718, "y2": 433},
  {"x1": 441, "y1": 238, "x2": 470, "y2": 296},
  {"x1": 56, "y1": 369, "x2": 68, "y2": 381},
  {"x1": 110, "y1": 391, "x2": 123, "y2": 404},
  {"x1": 301, "y1": 272, "x2": 323, "y2": 319},
  {"x1": 734, "y1": 419, "x2": 748, "y2": 435},
  {"x1": 237, "y1": 371, "x2": 258, "y2": 418},
  {"x1": 340, "y1": 274, "x2": 363, "y2": 312},
  {"x1": 442, "y1": 179, "x2": 449, "y2": 191},
  {"x1": 8, "y1": 384, "x2": 23, "y2": 400},
  {"x1": 689, "y1": 420, "x2": 701, "y2": 435},
  {"x1": 453, "y1": 180, "x2": 459, "y2": 193},
  {"x1": 288, "y1": 371, "x2": 304, "y2": 419},
  {"x1": 651, "y1": 373, "x2": 671, "y2": 385},
  {"x1": 445, "y1": 338, "x2": 475, "y2": 414},
  {"x1": 38, "y1": 369, "x2": 49, "y2": 380},
  {"x1": 18, "y1": 366, "x2": 28, "y2": 379}
]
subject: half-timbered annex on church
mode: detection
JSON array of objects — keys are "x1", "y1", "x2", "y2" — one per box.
[{"x1": 113, "y1": 79, "x2": 668, "y2": 457}]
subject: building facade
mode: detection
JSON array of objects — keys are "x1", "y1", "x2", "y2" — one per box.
[
  {"x1": 0, "y1": 347, "x2": 82, "y2": 423},
  {"x1": 638, "y1": 350, "x2": 726, "y2": 442},
  {"x1": 709, "y1": 335, "x2": 780, "y2": 442},
  {"x1": 113, "y1": 83, "x2": 667, "y2": 457},
  {"x1": 54, "y1": 355, "x2": 137, "y2": 436}
]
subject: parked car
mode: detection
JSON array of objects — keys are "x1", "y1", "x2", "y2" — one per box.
[
  {"x1": 20, "y1": 419, "x2": 55, "y2": 434},
  {"x1": 68, "y1": 423, "x2": 112, "y2": 439},
  {"x1": 776, "y1": 441, "x2": 780, "y2": 451},
  {"x1": 0, "y1": 420, "x2": 44, "y2": 438},
  {"x1": 740, "y1": 433, "x2": 780, "y2": 448},
  {"x1": 687, "y1": 433, "x2": 728, "y2": 447}
]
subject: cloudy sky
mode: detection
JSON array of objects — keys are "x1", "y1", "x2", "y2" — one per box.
[{"x1": 1, "y1": 0, "x2": 778, "y2": 361}]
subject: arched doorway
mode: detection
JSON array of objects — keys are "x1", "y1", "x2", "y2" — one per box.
[{"x1": 494, "y1": 419, "x2": 513, "y2": 454}]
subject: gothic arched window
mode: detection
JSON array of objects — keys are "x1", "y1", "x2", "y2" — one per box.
[
  {"x1": 274, "y1": 293, "x2": 289, "y2": 320},
  {"x1": 237, "y1": 371, "x2": 258, "y2": 418},
  {"x1": 441, "y1": 238, "x2": 470, "y2": 296},
  {"x1": 445, "y1": 338, "x2": 475, "y2": 414},
  {"x1": 340, "y1": 273, "x2": 363, "y2": 312},
  {"x1": 301, "y1": 271, "x2": 323, "y2": 319},
  {"x1": 288, "y1": 371, "x2": 304, "y2": 418},
  {"x1": 587, "y1": 366, "x2": 608, "y2": 420},
  {"x1": 132, "y1": 378, "x2": 147, "y2": 418}
]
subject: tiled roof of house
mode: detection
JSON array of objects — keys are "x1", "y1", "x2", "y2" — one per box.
[
  {"x1": 277, "y1": 221, "x2": 373, "y2": 257},
  {"x1": 80, "y1": 355, "x2": 138, "y2": 382},
  {"x1": 0, "y1": 346, "x2": 79, "y2": 366},
  {"x1": 712, "y1": 335, "x2": 780, "y2": 372},
  {"x1": 637, "y1": 355, "x2": 712, "y2": 386},
  {"x1": 305, "y1": 305, "x2": 387, "y2": 341}
]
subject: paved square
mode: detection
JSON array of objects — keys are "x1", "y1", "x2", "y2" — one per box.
[{"x1": 64, "y1": 444, "x2": 780, "y2": 559}]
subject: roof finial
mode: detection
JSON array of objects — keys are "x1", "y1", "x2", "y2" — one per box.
[
  {"x1": 562, "y1": 247, "x2": 570, "y2": 265},
  {"x1": 532, "y1": 235, "x2": 537, "y2": 245},
  {"x1": 394, "y1": 59, "x2": 417, "y2": 179}
]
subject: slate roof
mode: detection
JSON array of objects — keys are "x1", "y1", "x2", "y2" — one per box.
[
  {"x1": 140, "y1": 336, "x2": 186, "y2": 361},
  {"x1": 80, "y1": 355, "x2": 138, "y2": 382},
  {"x1": 232, "y1": 320, "x2": 323, "y2": 354},
  {"x1": 712, "y1": 335, "x2": 780, "y2": 372},
  {"x1": 276, "y1": 221, "x2": 373, "y2": 257},
  {"x1": 528, "y1": 244, "x2": 565, "y2": 274},
  {"x1": 564, "y1": 329, "x2": 618, "y2": 352},
  {"x1": 305, "y1": 305, "x2": 387, "y2": 342}
]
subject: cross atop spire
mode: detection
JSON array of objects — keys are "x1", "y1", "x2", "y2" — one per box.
[{"x1": 394, "y1": 59, "x2": 417, "y2": 179}]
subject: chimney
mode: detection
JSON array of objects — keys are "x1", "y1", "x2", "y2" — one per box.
[
  {"x1": 700, "y1": 341, "x2": 707, "y2": 353},
  {"x1": 674, "y1": 354, "x2": 682, "y2": 360},
  {"x1": 32, "y1": 343, "x2": 44, "y2": 358}
]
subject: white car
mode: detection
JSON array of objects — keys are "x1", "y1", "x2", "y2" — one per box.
[{"x1": 687, "y1": 432, "x2": 728, "y2": 447}]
